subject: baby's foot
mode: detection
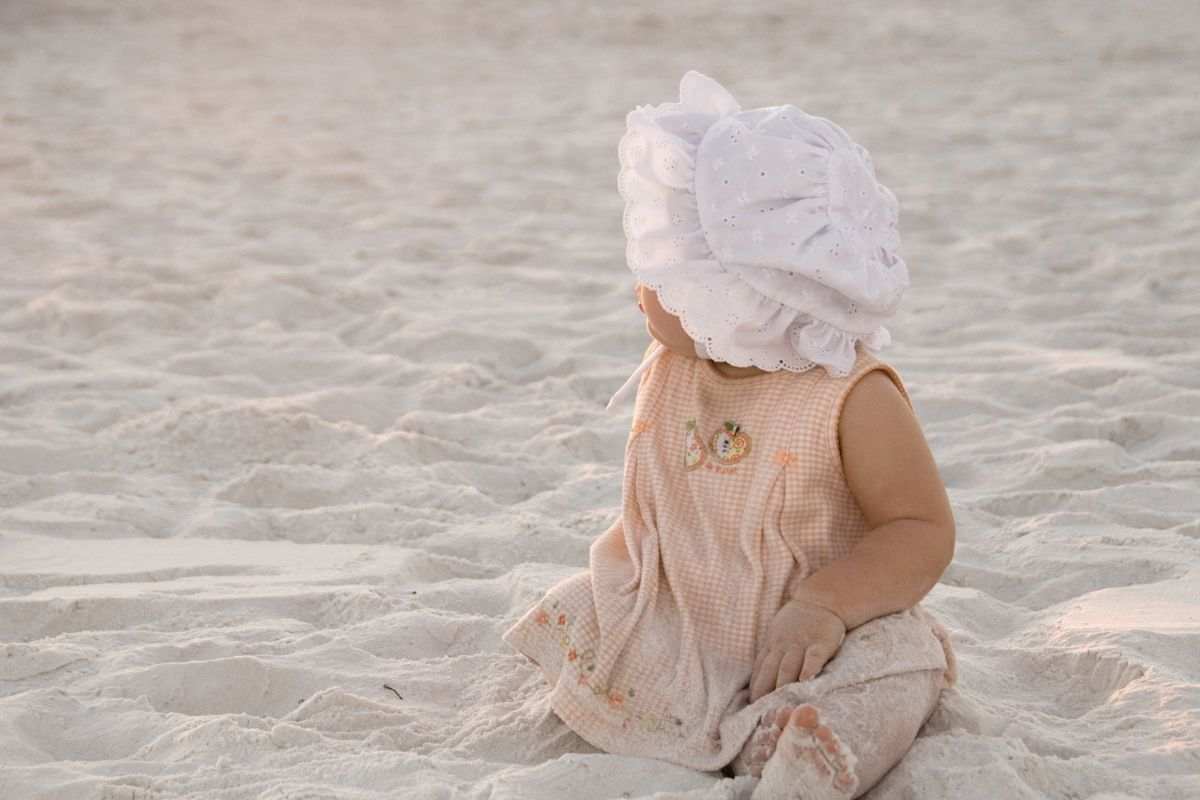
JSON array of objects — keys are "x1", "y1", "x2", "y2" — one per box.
[
  {"x1": 731, "y1": 704, "x2": 795, "y2": 778},
  {"x1": 750, "y1": 704, "x2": 859, "y2": 800}
]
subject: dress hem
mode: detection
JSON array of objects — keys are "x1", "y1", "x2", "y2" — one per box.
[{"x1": 501, "y1": 600, "x2": 956, "y2": 773}]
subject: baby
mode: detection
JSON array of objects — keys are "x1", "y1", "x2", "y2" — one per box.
[{"x1": 503, "y1": 71, "x2": 959, "y2": 800}]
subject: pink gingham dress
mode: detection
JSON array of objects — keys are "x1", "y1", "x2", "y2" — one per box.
[{"x1": 502, "y1": 340, "x2": 958, "y2": 772}]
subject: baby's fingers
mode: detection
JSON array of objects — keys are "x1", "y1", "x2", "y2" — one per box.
[
  {"x1": 798, "y1": 642, "x2": 839, "y2": 681},
  {"x1": 749, "y1": 648, "x2": 784, "y2": 703},
  {"x1": 774, "y1": 645, "x2": 808, "y2": 689}
]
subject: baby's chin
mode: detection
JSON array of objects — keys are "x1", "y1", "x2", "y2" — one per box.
[{"x1": 646, "y1": 319, "x2": 698, "y2": 358}]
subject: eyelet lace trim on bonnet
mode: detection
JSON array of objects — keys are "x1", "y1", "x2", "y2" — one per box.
[{"x1": 617, "y1": 70, "x2": 910, "y2": 379}]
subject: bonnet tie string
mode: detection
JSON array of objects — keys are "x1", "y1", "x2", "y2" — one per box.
[{"x1": 605, "y1": 340, "x2": 665, "y2": 411}]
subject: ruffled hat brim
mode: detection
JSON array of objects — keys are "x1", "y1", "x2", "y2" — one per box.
[{"x1": 617, "y1": 71, "x2": 907, "y2": 378}]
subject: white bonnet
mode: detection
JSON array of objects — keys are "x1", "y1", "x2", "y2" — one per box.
[{"x1": 617, "y1": 70, "x2": 909, "y2": 381}]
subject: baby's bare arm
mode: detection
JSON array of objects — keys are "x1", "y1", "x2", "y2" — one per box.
[{"x1": 788, "y1": 371, "x2": 956, "y2": 630}]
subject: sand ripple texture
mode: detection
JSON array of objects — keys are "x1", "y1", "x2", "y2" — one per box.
[{"x1": 1, "y1": 1, "x2": 1199, "y2": 798}]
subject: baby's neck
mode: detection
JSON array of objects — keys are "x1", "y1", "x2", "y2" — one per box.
[
  {"x1": 653, "y1": 338, "x2": 771, "y2": 379},
  {"x1": 708, "y1": 361, "x2": 771, "y2": 379}
]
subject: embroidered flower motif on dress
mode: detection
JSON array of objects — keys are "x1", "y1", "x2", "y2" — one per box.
[
  {"x1": 773, "y1": 449, "x2": 798, "y2": 467},
  {"x1": 535, "y1": 600, "x2": 686, "y2": 738}
]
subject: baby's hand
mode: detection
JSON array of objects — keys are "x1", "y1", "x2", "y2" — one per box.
[{"x1": 748, "y1": 598, "x2": 847, "y2": 703}]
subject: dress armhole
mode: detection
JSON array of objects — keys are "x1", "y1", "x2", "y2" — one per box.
[{"x1": 826, "y1": 357, "x2": 915, "y2": 489}]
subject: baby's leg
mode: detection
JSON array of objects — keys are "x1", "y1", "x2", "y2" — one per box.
[{"x1": 738, "y1": 668, "x2": 944, "y2": 800}]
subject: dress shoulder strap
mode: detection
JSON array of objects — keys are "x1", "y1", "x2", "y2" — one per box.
[
  {"x1": 628, "y1": 340, "x2": 674, "y2": 429},
  {"x1": 843, "y1": 348, "x2": 915, "y2": 413}
]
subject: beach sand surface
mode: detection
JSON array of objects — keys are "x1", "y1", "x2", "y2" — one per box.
[{"x1": 1, "y1": 1, "x2": 1198, "y2": 798}]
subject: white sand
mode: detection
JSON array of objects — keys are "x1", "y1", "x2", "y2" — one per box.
[{"x1": 2, "y1": 1, "x2": 1198, "y2": 798}]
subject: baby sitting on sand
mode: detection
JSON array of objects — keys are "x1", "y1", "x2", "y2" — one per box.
[{"x1": 503, "y1": 71, "x2": 959, "y2": 799}]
